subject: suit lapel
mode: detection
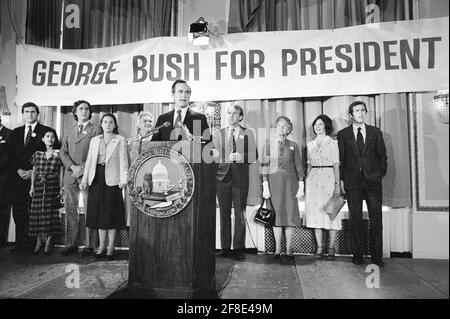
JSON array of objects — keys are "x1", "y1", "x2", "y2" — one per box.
[
  {"x1": 76, "y1": 122, "x2": 94, "y2": 144},
  {"x1": 346, "y1": 126, "x2": 360, "y2": 157},
  {"x1": 362, "y1": 125, "x2": 373, "y2": 155},
  {"x1": 105, "y1": 135, "x2": 119, "y2": 163}
]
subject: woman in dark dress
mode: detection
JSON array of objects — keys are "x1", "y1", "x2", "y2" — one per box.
[
  {"x1": 261, "y1": 116, "x2": 305, "y2": 259},
  {"x1": 80, "y1": 114, "x2": 128, "y2": 260},
  {"x1": 29, "y1": 129, "x2": 63, "y2": 255}
]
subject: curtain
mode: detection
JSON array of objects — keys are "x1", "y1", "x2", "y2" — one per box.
[
  {"x1": 60, "y1": 0, "x2": 175, "y2": 138},
  {"x1": 228, "y1": 0, "x2": 413, "y2": 208},
  {"x1": 25, "y1": 0, "x2": 62, "y2": 130}
]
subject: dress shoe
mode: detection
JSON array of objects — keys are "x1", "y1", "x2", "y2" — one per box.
[
  {"x1": 233, "y1": 250, "x2": 245, "y2": 261},
  {"x1": 352, "y1": 257, "x2": 364, "y2": 265},
  {"x1": 82, "y1": 247, "x2": 94, "y2": 257},
  {"x1": 94, "y1": 252, "x2": 107, "y2": 259},
  {"x1": 372, "y1": 260, "x2": 385, "y2": 267},
  {"x1": 281, "y1": 254, "x2": 295, "y2": 265},
  {"x1": 327, "y1": 248, "x2": 336, "y2": 260},
  {"x1": 218, "y1": 249, "x2": 232, "y2": 258},
  {"x1": 61, "y1": 247, "x2": 78, "y2": 256},
  {"x1": 106, "y1": 254, "x2": 115, "y2": 261}
]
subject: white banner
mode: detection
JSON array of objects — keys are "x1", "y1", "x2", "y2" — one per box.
[{"x1": 16, "y1": 17, "x2": 449, "y2": 106}]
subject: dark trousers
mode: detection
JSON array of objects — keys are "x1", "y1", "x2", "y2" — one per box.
[
  {"x1": 0, "y1": 203, "x2": 11, "y2": 247},
  {"x1": 216, "y1": 174, "x2": 248, "y2": 251},
  {"x1": 347, "y1": 184, "x2": 383, "y2": 262},
  {"x1": 11, "y1": 178, "x2": 32, "y2": 248}
]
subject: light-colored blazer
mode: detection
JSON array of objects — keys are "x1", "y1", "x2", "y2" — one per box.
[
  {"x1": 82, "y1": 134, "x2": 128, "y2": 186},
  {"x1": 60, "y1": 122, "x2": 101, "y2": 184}
]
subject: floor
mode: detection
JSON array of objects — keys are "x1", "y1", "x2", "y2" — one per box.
[{"x1": 0, "y1": 246, "x2": 448, "y2": 299}]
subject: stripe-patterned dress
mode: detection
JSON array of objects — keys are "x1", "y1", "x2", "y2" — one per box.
[{"x1": 28, "y1": 151, "x2": 61, "y2": 236}]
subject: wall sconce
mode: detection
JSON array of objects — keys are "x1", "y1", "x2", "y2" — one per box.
[
  {"x1": 433, "y1": 90, "x2": 449, "y2": 124},
  {"x1": 188, "y1": 17, "x2": 210, "y2": 46},
  {"x1": 0, "y1": 86, "x2": 12, "y2": 116}
]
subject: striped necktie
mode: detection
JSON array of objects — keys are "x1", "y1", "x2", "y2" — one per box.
[{"x1": 25, "y1": 126, "x2": 32, "y2": 145}]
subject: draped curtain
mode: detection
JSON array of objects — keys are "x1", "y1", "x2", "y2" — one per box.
[
  {"x1": 60, "y1": 0, "x2": 175, "y2": 138},
  {"x1": 25, "y1": 0, "x2": 62, "y2": 129},
  {"x1": 229, "y1": 0, "x2": 413, "y2": 208}
]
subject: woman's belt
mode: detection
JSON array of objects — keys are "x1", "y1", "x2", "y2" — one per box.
[{"x1": 311, "y1": 166, "x2": 333, "y2": 168}]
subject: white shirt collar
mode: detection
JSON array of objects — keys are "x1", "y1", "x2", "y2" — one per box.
[
  {"x1": 25, "y1": 122, "x2": 38, "y2": 131},
  {"x1": 173, "y1": 107, "x2": 189, "y2": 126},
  {"x1": 77, "y1": 121, "x2": 89, "y2": 130}
]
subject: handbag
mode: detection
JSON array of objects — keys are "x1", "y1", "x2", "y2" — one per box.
[
  {"x1": 254, "y1": 198, "x2": 276, "y2": 226},
  {"x1": 322, "y1": 194, "x2": 346, "y2": 221},
  {"x1": 56, "y1": 187, "x2": 65, "y2": 209}
]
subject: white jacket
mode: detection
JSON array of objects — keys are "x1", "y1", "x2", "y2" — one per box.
[{"x1": 82, "y1": 134, "x2": 128, "y2": 186}]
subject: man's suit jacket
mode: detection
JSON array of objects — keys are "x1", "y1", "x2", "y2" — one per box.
[
  {"x1": 337, "y1": 124, "x2": 387, "y2": 191},
  {"x1": 214, "y1": 126, "x2": 257, "y2": 189},
  {"x1": 152, "y1": 108, "x2": 210, "y2": 141},
  {"x1": 0, "y1": 125, "x2": 12, "y2": 206},
  {"x1": 81, "y1": 134, "x2": 128, "y2": 187},
  {"x1": 8, "y1": 122, "x2": 54, "y2": 178},
  {"x1": 60, "y1": 122, "x2": 100, "y2": 185}
]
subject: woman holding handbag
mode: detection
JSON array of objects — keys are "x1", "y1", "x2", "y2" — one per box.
[
  {"x1": 303, "y1": 115, "x2": 342, "y2": 259},
  {"x1": 261, "y1": 116, "x2": 304, "y2": 261}
]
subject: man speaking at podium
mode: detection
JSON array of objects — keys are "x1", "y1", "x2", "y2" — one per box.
[{"x1": 152, "y1": 79, "x2": 210, "y2": 142}]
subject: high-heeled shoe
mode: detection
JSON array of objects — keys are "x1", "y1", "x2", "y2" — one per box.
[
  {"x1": 106, "y1": 248, "x2": 115, "y2": 261},
  {"x1": 94, "y1": 248, "x2": 107, "y2": 259},
  {"x1": 315, "y1": 246, "x2": 323, "y2": 257},
  {"x1": 33, "y1": 240, "x2": 43, "y2": 255},
  {"x1": 33, "y1": 245, "x2": 43, "y2": 255},
  {"x1": 327, "y1": 247, "x2": 336, "y2": 260},
  {"x1": 44, "y1": 245, "x2": 52, "y2": 255}
]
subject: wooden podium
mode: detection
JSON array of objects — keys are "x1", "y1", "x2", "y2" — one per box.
[{"x1": 127, "y1": 141, "x2": 217, "y2": 298}]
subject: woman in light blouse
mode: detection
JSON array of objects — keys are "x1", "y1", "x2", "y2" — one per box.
[{"x1": 80, "y1": 113, "x2": 128, "y2": 260}]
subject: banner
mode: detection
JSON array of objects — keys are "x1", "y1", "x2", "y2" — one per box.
[{"x1": 16, "y1": 17, "x2": 449, "y2": 106}]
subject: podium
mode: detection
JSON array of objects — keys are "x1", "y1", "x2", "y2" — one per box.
[{"x1": 127, "y1": 141, "x2": 217, "y2": 298}]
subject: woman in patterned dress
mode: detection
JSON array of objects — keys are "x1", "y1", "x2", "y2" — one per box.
[
  {"x1": 29, "y1": 129, "x2": 63, "y2": 255},
  {"x1": 303, "y1": 115, "x2": 341, "y2": 259},
  {"x1": 261, "y1": 116, "x2": 304, "y2": 260}
]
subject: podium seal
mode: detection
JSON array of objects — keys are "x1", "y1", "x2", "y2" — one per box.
[{"x1": 128, "y1": 147, "x2": 195, "y2": 218}]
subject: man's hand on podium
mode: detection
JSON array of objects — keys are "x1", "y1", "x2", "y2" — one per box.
[{"x1": 229, "y1": 152, "x2": 242, "y2": 162}]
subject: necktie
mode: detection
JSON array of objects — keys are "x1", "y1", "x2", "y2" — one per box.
[
  {"x1": 25, "y1": 126, "x2": 32, "y2": 145},
  {"x1": 174, "y1": 110, "x2": 183, "y2": 140},
  {"x1": 175, "y1": 110, "x2": 182, "y2": 127},
  {"x1": 357, "y1": 127, "x2": 364, "y2": 154},
  {"x1": 229, "y1": 128, "x2": 236, "y2": 153},
  {"x1": 78, "y1": 124, "x2": 83, "y2": 137}
]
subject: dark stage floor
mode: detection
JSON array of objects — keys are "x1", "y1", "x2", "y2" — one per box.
[{"x1": 0, "y1": 246, "x2": 448, "y2": 299}]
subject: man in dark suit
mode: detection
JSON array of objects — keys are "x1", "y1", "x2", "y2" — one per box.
[
  {"x1": 0, "y1": 115, "x2": 12, "y2": 247},
  {"x1": 212, "y1": 104, "x2": 257, "y2": 260},
  {"x1": 152, "y1": 79, "x2": 210, "y2": 142},
  {"x1": 8, "y1": 102, "x2": 55, "y2": 251},
  {"x1": 337, "y1": 101, "x2": 387, "y2": 266}
]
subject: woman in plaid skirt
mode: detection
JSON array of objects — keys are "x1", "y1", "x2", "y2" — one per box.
[{"x1": 29, "y1": 129, "x2": 63, "y2": 255}]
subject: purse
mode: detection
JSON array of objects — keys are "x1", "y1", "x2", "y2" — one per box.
[
  {"x1": 254, "y1": 198, "x2": 276, "y2": 226},
  {"x1": 322, "y1": 194, "x2": 346, "y2": 221},
  {"x1": 56, "y1": 187, "x2": 65, "y2": 209}
]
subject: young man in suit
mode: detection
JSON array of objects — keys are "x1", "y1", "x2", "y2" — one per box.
[
  {"x1": 337, "y1": 101, "x2": 387, "y2": 266},
  {"x1": 8, "y1": 102, "x2": 55, "y2": 251},
  {"x1": 60, "y1": 100, "x2": 100, "y2": 256},
  {"x1": 212, "y1": 104, "x2": 257, "y2": 260},
  {"x1": 0, "y1": 115, "x2": 12, "y2": 247},
  {"x1": 152, "y1": 79, "x2": 210, "y2": 142}
]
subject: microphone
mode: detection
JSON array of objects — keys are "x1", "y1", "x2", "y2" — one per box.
[
  {"x1": 177, "y1": 121, "x2": 194, "y2": 141},
  {"x1": 150, "y1": 121, "x2": 170, "y2": 134}
]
